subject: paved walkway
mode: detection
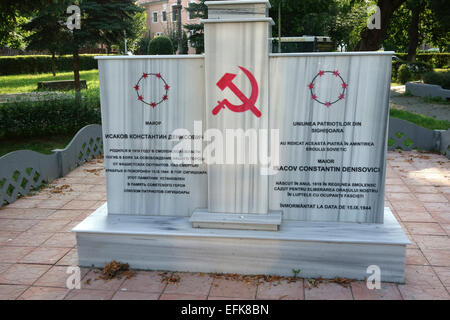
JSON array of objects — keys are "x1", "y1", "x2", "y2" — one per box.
[{"x1": 0, "y1": 151, "x2": 449, "y2": 300}]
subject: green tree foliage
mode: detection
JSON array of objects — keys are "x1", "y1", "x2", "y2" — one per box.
[
  {"x1": 182, "y1": 31, "x2": 189, "y2": 54},
  {"x1": 136, "y1": 32, "x2": 152, "y2": 55},
  {"x1": 0, "y1": 16, "x2": 31, "y2": 50},
  {"x1": 0, "y1": 0, "x2": 48, "y2": 49},
  {"x1": 406, "y1": 0, "x2": 427, "y2": 61},
  {"x1": 184, "y1": 0, "x2": 207, "y2": 54},
  {"x1": 382, "y1": 3, "x2": 410, "y2": 52},
  {"x1": 270, "y1": 0, "x2": 339, "y2": 37},
  {"x1": 269, "y1": 0, "x2": 447, "y2": 53},
  {"x1": 75, "y1": 0, "x2": 144, "y2": 50},
  {"x1": 168, "y1": 30, "x2": 189, "y2": 54},
  {"x1": 424, "y1": 0, "x2": 450, "y2": 51},
  {"x1": 59, "y1": 0, "x2": 144, "y2": 92},
  {"x1": 383, "y1": 0, "x2": 450, "y2": 55},
  {"x1": 328, "y1": 0, "x2": 371, "y2": 50},
  {"x1": 1, "y1": 0, "x2": 144, "y2": 90},
  {"x1": 22, "y1": 5, "x2": 70, "y2": 75},
  {"x1": 116, "y1": 7, "x2": 147, "y2": 54},
  {"x1": 354, "y1": 0, "x2": 406, "y2": 51},
  {"x1": 429, "y1": 0, "x2": 450, "y2": 30},
  {"x1": 148, "y1": 36, "x2": 174, "y2": 55}
]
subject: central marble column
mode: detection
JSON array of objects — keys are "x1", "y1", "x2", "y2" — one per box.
[{"x1": 190, "y1": 0, "x2": 280, "y2": 230}]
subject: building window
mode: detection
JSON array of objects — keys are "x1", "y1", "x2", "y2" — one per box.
[
  {"x1": 171, "y1": 4, "x2": 178, "y2": 22},
  {"x1": 162, "y1": 11, "x2": 167, "y2": 22},
  {"x1": 152, "y1": 11, "x2": 158, "y2": 23}
]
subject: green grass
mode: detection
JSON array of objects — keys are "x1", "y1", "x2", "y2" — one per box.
[
  {"x1": 0, "y1": 69, "x2": 99, "y2": 95},
  {"x1": 421, "y1": 95, "x2": 450, "y2": 105},
  {"x1": 390, "y1": 108, "x2": 450, "y2": 130},
  {"x1": 0, "y1": 134, "x2": 74, "y2": 157},
  {"x1": 0, "y1": 70, "x2": 100, "y2": 157}
]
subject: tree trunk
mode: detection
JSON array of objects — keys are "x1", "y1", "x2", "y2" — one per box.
[
  {"x1": 51, "y1": 52, "x2": 56, "y2": 77},
  {"x1": 407, "y1": 2, "x2": 425, "y2": 62},
  {"x1": 73, "y1": 51, "x2": 80, "y2": 91},
  {"x1": 73, "y1": 51, "x2": 81, "y2": 103},
  {"x1": 354, "y1": 0, "x2": 406, "y2": 51},
  {"x1": 177, "y1": 0, "x2": 183, "y2": 54}
]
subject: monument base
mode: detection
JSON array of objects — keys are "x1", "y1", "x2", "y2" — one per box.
[
  {"x1": 73, "y1": 203, "x2": 409, "y2": 283},
  {"x1": 190, "y1": 209, "x2": 282, "y2": 231}
]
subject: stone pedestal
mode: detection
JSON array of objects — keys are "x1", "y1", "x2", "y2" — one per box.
[
  {"x1": 73, "y1": 0, "x2": 409, "y2": 283},
  {"x1": 74, "y1": 203, "x2": 409, "y2": 282}
]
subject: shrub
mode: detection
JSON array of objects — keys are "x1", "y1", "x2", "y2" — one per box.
[
  {"x1": 393, "y1": 53, "x2": 450, "y2": 68},
  {"x1": 393, "y1": 59, "x2": 432, "y2": 83},
  {"x1": 0, "y1": 54, "x2": 107, "y2": 76},
  {"x1": 395, "y1": 53, "x2": 407, "y2": 61},
  {"x1": 432, "y1": 53, "x2": 450, "y2": 68},
  {"x1": 0, "y1": 95, "x2": 101, "y2": 138},
  {"x1": 136, "y1": 33, "x2": 152, "y2": 55},
  {"x1": 182, "y1": 32, "x2": 189, "y2": 54},
  {"x1": 147, "y1": 36, "x2": 174, "y2": 55},
  {"x1": 422, "y1": 71, "x2": 450, "y2": 90},
  {"x1": 169, "y1": 31, "x2": 189, "y2": 54},
  {"x1": 407, "y1": 61, "x2": 433, "y2": 80},
  {"x1": 397, "y1": 64, "x2": 412, "y2": 84},
  {"x1": 392, "y1": 60, "x2": 402, "y2": 80}
]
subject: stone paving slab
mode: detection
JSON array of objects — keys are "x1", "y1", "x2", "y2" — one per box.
[{"x1": 0, "y1": 151, "x2": 449, "y2": 300}]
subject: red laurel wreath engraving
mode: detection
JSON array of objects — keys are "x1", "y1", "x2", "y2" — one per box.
[
  {"x1": 133, "y1": 72, "x2": 170, "y2": 108},
  {"x1": 308, "y1": 70, "x2": 348, "y2": 108}
]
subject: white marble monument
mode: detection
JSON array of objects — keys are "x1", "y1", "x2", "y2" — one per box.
[{"x1": 74, "y1": 0, "x2": 409, "y2": 283}]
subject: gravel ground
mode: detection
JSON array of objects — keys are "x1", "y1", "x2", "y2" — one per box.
[
  {"x1": 0, "y1": 92, "x2": 72, "y2": 104},
  {"x1": 390, "y1": 85, "x2": 450, "y2": 121}
]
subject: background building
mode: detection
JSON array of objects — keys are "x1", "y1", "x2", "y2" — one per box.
[{"x1": 138, "y1": 0, "x2": 200, "y2": 54}]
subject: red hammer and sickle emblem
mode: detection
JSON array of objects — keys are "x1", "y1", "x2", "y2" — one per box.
[{"x1": 212, "y1": 66, "x2": 261, "y2": 118}]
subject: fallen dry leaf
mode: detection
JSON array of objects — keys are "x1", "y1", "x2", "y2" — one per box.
[
  {"x1": 98, "y1": 260, "x2": 135, "y2": 281},
  {"x1": 160, "y1": 272, "x2": 180, "y2": 285}
]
